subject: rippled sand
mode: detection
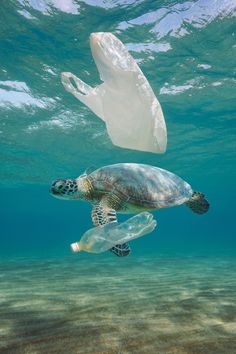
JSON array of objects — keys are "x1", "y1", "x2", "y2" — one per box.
[{"x1": 0, "y1": 255, "x2": 236, "y2": 354}]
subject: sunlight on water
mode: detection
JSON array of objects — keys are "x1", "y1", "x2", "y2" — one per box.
[{"x1": 1, "y1": 0, "x2": 236, "y2": 185}]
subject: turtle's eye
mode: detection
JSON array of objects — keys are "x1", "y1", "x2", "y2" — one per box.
[
  {"x1": 56, "y1": 183, "x2": 64, "y2": 190},
  {"x1": 51, "y1": 179, "x2": 66, "y2": 193}
]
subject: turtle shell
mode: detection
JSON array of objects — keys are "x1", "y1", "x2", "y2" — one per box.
[{"x1": 89, "y1": 163, "x2": 193, "y2": 210}]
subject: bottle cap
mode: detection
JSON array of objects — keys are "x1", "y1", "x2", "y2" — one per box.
[{"x1": 70, "y1": 242, "x2": 80, "y2": 253}]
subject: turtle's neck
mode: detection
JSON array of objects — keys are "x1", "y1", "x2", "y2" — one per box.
[{"x1": 76, "y1": 176, "x2": 94, "y2": 200}]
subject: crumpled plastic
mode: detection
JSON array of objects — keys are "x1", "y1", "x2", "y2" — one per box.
[
  {"x1": 61, "y1": 32, "x2": 167, "y2": 153},
  {"x1": 70, "y1": 212, "x2": 157, "y2": 254}
]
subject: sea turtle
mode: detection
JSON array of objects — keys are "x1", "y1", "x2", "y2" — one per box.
[{"x1": 50, "y1": 163, "x2": 209, "y2": 257}]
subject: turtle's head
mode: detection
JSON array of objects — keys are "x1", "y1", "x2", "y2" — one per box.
[{"x1": 50, "y1": 177, "x2": 89, "y2": 200}]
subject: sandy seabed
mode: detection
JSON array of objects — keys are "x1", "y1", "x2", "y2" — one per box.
[{"x1": 0, "y1": 254, "x2": 236, "y2": 354}]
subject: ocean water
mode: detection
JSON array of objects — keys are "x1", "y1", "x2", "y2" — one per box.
[{"x1": 1, "y1": 0, "x2": 236, "y2": 353}]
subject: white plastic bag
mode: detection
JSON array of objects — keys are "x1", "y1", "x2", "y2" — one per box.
[{"x1": 61, "y1": 32, "x2": 167, "y2": 153}]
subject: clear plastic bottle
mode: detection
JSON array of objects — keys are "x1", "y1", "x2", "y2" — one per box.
[{"x1": 71, "y1": 212, "x2": 157, "y2": 254}]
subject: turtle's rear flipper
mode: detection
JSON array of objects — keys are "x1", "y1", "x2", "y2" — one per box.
[
  {"x1": 185, "y1": 191, "x2": 210, "y2": 214},
  {"x1": 110, "y1": 242, "x2": 131, "y2": 257}
]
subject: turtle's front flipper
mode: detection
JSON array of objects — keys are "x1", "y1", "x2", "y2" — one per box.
[
  {"x1": 92, "y1": 203, "x2": 117, "y2": 226},
  {"x1": 91, "y1": 201, "x2": 131, "y2": 257}
]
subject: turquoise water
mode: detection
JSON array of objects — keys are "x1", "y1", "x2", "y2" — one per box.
[{"x1": 1, "y1": 1, "x2": 236, "y2": 353}]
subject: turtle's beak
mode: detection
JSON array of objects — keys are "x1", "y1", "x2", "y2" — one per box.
[
  {"x1": 50, "y1": 186, "x2": 60, "y2": 196},
  {"x1": 50, "y1": 179, "x2": 65, "y2": 197},
  {"x1": 50, "y1": 187, "x2": 60, "y2": 196}
]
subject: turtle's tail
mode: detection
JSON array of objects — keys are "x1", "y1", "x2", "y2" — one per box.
[{"x1": 185, "y1": 191, "x2": 210, "y2": 214}]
